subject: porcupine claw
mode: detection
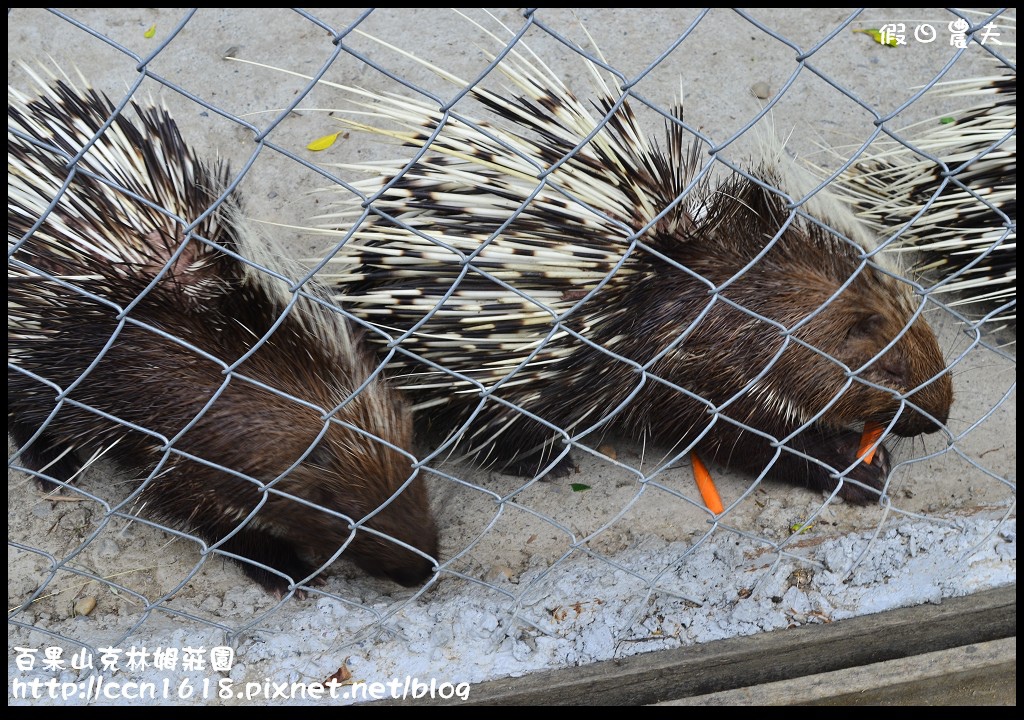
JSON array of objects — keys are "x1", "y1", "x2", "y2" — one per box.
[{"x1": 272, "y1": 574, "x2": 328, "y2": 602}]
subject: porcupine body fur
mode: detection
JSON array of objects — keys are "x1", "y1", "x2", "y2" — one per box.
[
  {"x1": 305, "y1": 27, "x2": 955, "y2": 503},
  {"x1": 831, "y1": 67, "x2": 1015, "y2": 323},
  {"x1": 8, "y1": 69, "x2": 437, "y2": 594}
]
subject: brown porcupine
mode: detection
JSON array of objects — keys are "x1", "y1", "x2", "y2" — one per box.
[
  {"x1": 7, "y1": 68, "x2": 438, "y2": 595},
  {"x1": 295, "y1": 27, "x2": 954, "y2": 503}
]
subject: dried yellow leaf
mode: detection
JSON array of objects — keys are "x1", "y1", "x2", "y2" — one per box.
[{"x1": 307, "y1": 132, "x2": 342, "y2": 151}]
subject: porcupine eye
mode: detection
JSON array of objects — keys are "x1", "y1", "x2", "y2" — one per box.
[
  {"x1": 305, "y1": 443, "x2": 333, "y2": 470},
  {"x1": 846, "y1": 312, "x2": 886, "y2": 341},
  {"x1": 846, "y1": 313, "x2": 908, "y2": 387}
]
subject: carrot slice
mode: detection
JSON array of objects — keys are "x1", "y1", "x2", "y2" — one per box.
[
  {"x1": 858, "y1": 422, "x2": 885, "y2": 464},
  {"x1": 691, "y1": 452, "x2": 724, "y2": 514}
]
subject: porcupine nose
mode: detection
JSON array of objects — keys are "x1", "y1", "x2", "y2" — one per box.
[
  {"x1": 364, "y1": 544, "x2": 436, "y2": 587},
  {"x1": 896, "y1": 370, "x2": 953, "y2": 436},
  {"x1": 886, "y1": 313, "x2": 954, "y2": 436},
  {"x1": 390, "y1": 557, "x2": 436, "y2": 587}
]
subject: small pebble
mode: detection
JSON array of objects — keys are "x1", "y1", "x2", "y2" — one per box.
[
  {"x1": 751, "y1": 81, "x2": 771, "y2": 99},
  {"x1": 74, "y1": 596, "x2": 97, "y2": 616}
]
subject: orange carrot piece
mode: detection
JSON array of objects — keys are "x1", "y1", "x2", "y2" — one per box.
[
  {"x1": 691, "y1": 452, "x2": 724, "y2": 514},
  {"x1": 858, "y1": 422, "x2": 885, "y2": 464}
]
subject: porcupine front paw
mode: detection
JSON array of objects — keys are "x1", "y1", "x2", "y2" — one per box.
[
  {"x1": 500, "y1": 451, "x2": 578, "y2": 480},
  {"x1": 485, "y1": 426, "x2": 578, "y2": 480},
  {"x1": 796, "y1": 429, "x2": 892, "y2": 503},
  {"x1": 9, "y1": 423, "x2": 85, "y2": 489},
  {"x1": 218, "y1": 531, "x2": 325, "y2": 598}
]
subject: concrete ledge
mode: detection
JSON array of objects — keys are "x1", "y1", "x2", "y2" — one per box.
[{"x1": 375, "y1": 584, "x2": 1015, "y2": 705}]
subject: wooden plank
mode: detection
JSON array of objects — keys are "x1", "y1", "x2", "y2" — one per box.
[{"x1": 660, "y1": 637, "x2": 1016, "y2": 705}]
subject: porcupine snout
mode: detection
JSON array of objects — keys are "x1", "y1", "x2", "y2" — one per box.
[{"x1": 885, "y1": 317, "x2": 953, "y2": 436}]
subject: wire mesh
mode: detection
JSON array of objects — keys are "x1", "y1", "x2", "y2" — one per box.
[{"x1": 8, "y1": 7, "x2": 1016, "y2": 705}]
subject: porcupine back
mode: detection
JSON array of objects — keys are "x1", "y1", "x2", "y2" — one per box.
[
  {"x1": 829, "y1": 66, "x2": 1015, "y2": 322},
  {"x1": 8, "y1": 69, "x2": 437, "y2": 593},
  {"x1": 306, "y1": 27, "x2": 954, "y2": 502}
]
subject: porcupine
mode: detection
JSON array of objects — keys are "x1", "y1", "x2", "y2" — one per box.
[
  {"x1": 829, "y1": 66, "x2": 1016, "y2": 323},
  {"x1": 7, "y1": 69, "x2": 437, "y2": 594},
  {"x1": 299, "y1": 25, "x2": 955, "y2": 503}
]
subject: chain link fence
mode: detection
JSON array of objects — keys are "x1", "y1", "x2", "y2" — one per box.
[{"x1": 8, "y1": 8, "x2": 1015, "y2": 705}]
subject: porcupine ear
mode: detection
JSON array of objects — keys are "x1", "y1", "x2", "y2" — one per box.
[
  {"x1": 847, "y1": 312, "x2": 887, "y2": 339},
  {"x1": 841, "y1": 311, "x2": 913, "y2": 389}
]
